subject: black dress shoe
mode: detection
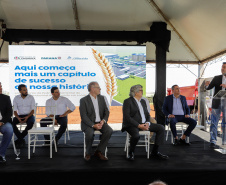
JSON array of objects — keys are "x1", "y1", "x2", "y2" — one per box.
[
  {"x1": 0, "y1": 156, "x2": 6, "y2": 163},
  {"x1": 209, "y1": 143, "x2": 216, "y2": 148},
  {"x1": 127, "y1": 152, "x2": 134, "y2": 161},
  {"x1": 179, "y1": 138, "x2": 191, "y2": 146},
  {"x1": 173, "y1": 139, "x2": 180, "y2": 146},
  {"x1": 150, "y1": 152, "x2": 169, "y2": 160}
]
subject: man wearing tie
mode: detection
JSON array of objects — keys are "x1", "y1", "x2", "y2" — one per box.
[
  {"x1": 122, "y1": 85, "x2": 168, "y2": 160},
  {"x1": 80, "y1": 81, "x2": 113, "y2": 161},
  {"x1": 205, "y1": 62, "x2": 226, "y2": 148}
]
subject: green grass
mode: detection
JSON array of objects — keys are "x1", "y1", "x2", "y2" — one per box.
[{"x1": 113, "y1": 76, "x2": 146, "y2": 104}]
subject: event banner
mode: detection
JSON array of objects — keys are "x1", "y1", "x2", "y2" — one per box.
[{"x1": 9, "y1": 45, "x2": 146, "y2": 106}]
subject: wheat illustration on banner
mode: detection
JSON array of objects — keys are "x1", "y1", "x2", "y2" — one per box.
[{"x1": 91, "y1": 48, "x2": 117, "y2": 104}]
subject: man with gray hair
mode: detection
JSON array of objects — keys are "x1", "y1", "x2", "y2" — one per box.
[
  {"x1": 80, "y1": 81, "x2": 113, "y2": 161},
  {"x1": 122, "y1": 84, "x2": 168, "y2": 160}
]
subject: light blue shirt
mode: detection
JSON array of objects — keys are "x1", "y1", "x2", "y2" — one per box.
[{"x1": 172, "y1": 95, "x2": 184, "y2": 115}]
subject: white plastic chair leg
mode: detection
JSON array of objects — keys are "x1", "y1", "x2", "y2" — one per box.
[{"x1": 28, "y1": 134, "x2": 30, "y2": 159}]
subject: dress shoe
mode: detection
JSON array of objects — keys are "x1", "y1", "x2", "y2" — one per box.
[
  {"x1": 94, "y1": 150, "x2": 108, "y2": 161},
  {"x1": 173, "y1": 139, "x2": 180, "y2": 146},
  {"x1": 179, "y1": 138, "x2": 191, "y2": 146},
  {"x1": 209, "y1": 143, "x2": 216, "y2": 149},
  {"x1": 84, "y1": 154, "x2": 91, "y2": 161},
  {"x1": 127, "y1": 152, "x2": 134, "y2": 161},
  {"x1": 0, "y1": 156, "x2": 6, "y2": 163},
  {"x1": 150, "y1": 152, "x2": 169, "y2": 160}
]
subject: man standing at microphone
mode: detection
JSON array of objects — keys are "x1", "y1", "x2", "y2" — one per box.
[{"x1": 205, "y1": 62, "x2": 226, "y2": 148}]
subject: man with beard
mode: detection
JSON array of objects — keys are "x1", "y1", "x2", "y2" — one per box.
[{"x1": 12, "y1": 84, "x2": 36, "y2": 148}]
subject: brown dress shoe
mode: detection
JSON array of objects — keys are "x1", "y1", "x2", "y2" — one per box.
[
  {"x1": 84, "y1": 154, "x2": 91, "y2": 161},
  {"x1": 94, "y1": 151, "x2": 108, "y2": 161}
]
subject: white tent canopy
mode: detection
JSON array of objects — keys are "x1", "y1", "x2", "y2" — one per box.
[{"x1": 0, "y1": 0, "x2": 226, "y2": 63}]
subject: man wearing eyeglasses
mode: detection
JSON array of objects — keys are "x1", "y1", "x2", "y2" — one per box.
[
  {"x1": 122, "y1": 84, "x2": 168, "y2": 161},
  {"x1": 80, "y1": 81, "x2": 113, "y2": 161}
]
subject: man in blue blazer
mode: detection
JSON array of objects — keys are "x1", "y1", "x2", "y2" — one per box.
[{"x1": 162, "y1": 85, "x2": 197, "y2": 145}]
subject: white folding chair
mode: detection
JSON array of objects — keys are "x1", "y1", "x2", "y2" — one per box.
[
  {"x1": 83, "y1": 130, "x2": 107, "y2": 157},
  {"x1": 166, "y1": 122, "x2": 189, "y2": 143},
  {"x1": 125, "y1": 131, "x2": 150, "y2": 159},
  {"x1": 28, "y1": 105, "x2": 57, "y2": 159}
]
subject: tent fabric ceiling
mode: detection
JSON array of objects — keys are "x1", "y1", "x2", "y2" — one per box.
[{"x1": 0, "y1": 0, "x2": 226, "y2": 63}]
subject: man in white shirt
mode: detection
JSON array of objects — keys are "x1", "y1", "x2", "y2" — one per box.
[
  {"x1": 122, "y1": 85, "x2": 168, "y2": 160},
  {"x1": 80, "y1": 81, "x2": 113, "y2": 161},
  {"x1": 40, "y1": 87, "x2": 75, "y2": 144},
  {"x1": 12, "y1": 84, "x2": 35, "y2": 148}
]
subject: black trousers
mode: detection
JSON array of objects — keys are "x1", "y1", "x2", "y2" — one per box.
[
  {"x1": 40, "y1": 115, "x2": 67, "y2": 140},
  {"x1": 12, "y1": 115, "x2": 35, "y2": 140},
  {"x1": 125, "y1": 123, "x2": 165, "y2": 153}
]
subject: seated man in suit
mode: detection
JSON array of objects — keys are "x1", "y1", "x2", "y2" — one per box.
[
  {"x1": 80, "y1": 81, "x2": 113, "y2": 161},
  {"x1": 0, "y1": 82, "x2": 13, "y2": 163},
  {"x1": 162, "y1": 84, "x2": 197, "y2": 146},
  {"x1": 122, "y1": 84, "x2": 168, "y2": 160}
]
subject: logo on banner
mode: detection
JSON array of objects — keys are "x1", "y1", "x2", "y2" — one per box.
[
  {"x1": 14, "y1": 56, "x2": 36, "y2": 60},
  {"x1": 41, "y1": 57, "x2": 61, "y2": 60}
]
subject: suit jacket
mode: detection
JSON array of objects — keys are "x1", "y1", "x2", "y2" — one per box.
[
  {"x1": 0, "y1": 94, "x2": 12, "y2": 124},
  {"x1": 122, "y1": 97, "x2": 150, "y2": 132},
  {"x1": 206, "y1": 75, "x2": 223, "y2": 109},
  {"x1": 79, "y1": 94, "x2": 109, "y2": 131},
  {"x1": 162, "y1": 94, "x2": 190, "y2": 117}
]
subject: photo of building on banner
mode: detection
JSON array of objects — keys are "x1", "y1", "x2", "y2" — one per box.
[{"x1": 9, "y1": 45, "x2": 146, "y2": 123}]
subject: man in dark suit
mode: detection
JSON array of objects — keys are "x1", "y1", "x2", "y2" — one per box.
[
  {"x1": 122, "y1": 84, "x2": 168, "y2": 160},
  {"x1": 205, "y1": 62, "x2": 226, "y2": 148},
  {"x1": 80, "y1": 81, "x2": 113, "y2": 161},
  {"x1": 0, "y1": 82, "x2": 13, "y2": 163},
  {"x1": 162, "y1": 85, "x2": 197, "y2": 146}
]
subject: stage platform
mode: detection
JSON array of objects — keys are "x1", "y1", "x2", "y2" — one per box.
[{"x1": 1, "y1": 127, "x2": 226, "y2": 185}]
